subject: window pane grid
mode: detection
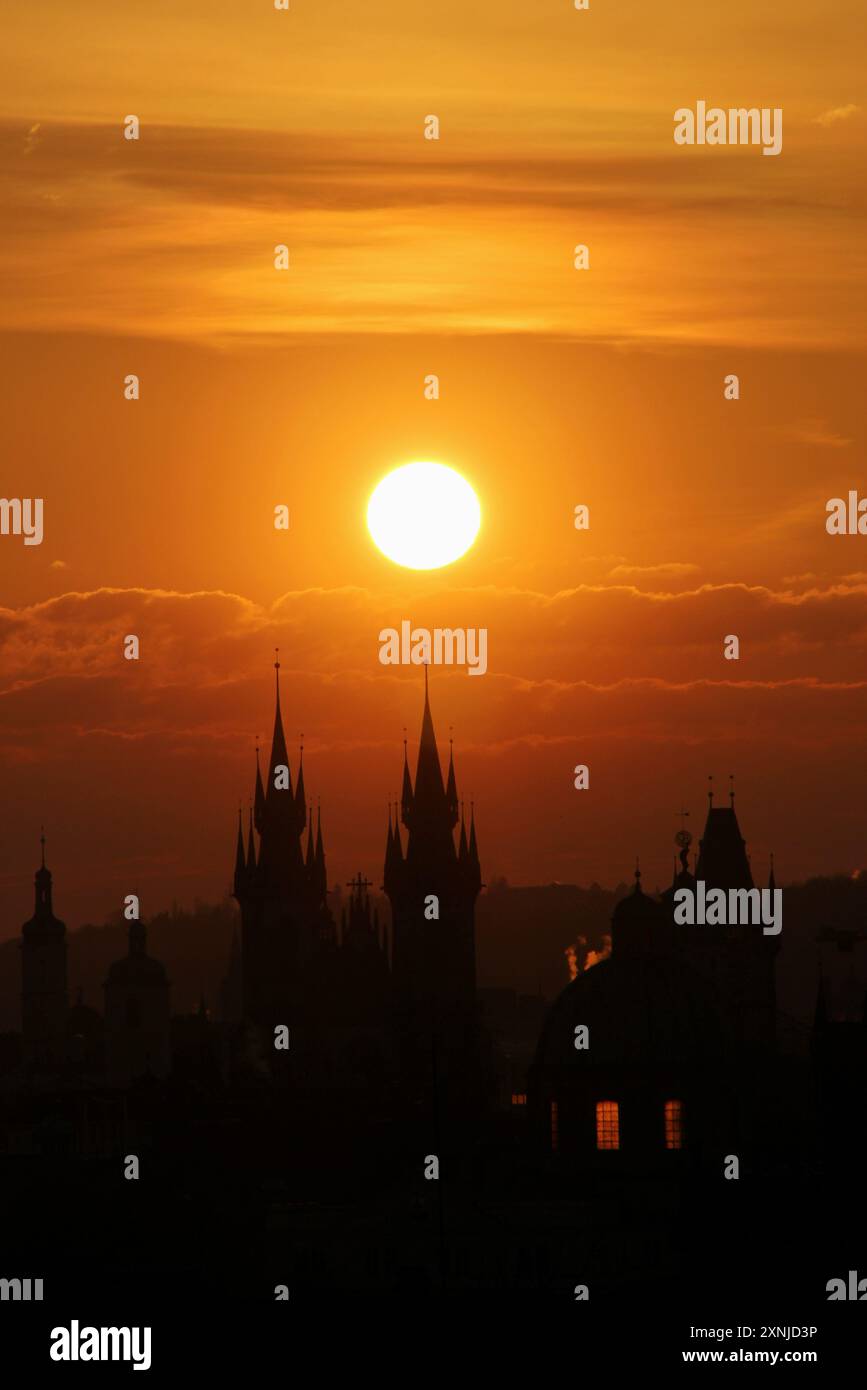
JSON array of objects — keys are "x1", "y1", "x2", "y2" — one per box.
[
  {"x1": 596, "y1": 1100, "x2": 619, "y2": 1150},
  {"x1": 665, "y1": 1099, "x2": 683, "y2": 1150}
]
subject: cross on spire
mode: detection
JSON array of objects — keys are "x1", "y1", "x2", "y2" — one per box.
[{"x1": 346, "y1": 872, "x2": 373, "y2": 893}]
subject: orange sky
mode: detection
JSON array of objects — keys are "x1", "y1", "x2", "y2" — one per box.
[{"x1": 1, "y1": 0, "x2": 865, "y2": 935}]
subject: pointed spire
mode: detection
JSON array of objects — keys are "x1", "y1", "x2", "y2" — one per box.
[
  {"x1": 295, "y1": 737, "x2": 307, "y2": 832},
  {"x1": 34, "y1": 828, "x2": 54, "y2": 916},
  {"x1": 445, "y1": 727, "x2": 459, "y2": 827},
  {"x1": 315, "y1": 802, "x2": 327, "y2": 898},
  {"x1": 415, "y1": 666, "x2": 445, "y2": 795},
  {"x1": 384, "y1": 799, "x2": 404, "y2": 892},
  {"x1": 384, "y1": 803, "x2": 396, "y2": 881},
  {"x1": 400, "y1": 729, "x2": 413, "y2": 825},
  {"x1": 266, "y1": 650, "x2": 292, "y2": 801},
  {"x1": 233, "y1": 806, "x2": 246, "y2": 897},
  {"x1": 467, "y1": 801, "x2": 482, "y2": 892},
  {"x1": 254, "y1": 739, "x2": 266, "y2": 833}
]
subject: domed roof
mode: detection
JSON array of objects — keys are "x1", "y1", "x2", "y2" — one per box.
[
  {"x1": 534, "y1": 952, "x2": 721, "y2": 1070},
  {"x1": 105, "y1": 920, "x2": 169, "y2": 989},
  {"x1": 612, "y1": 878, "x2": 663, "y2": 927}
]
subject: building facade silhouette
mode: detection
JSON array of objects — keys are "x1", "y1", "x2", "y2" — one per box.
[
  {"x1": 104, "y1": 916, "x2": 171, "y2": 1087},
  {"x1": 232, "y1": 658, "x2": 334, "y2": 1033},
  {"x1": 530, "y1": 786, "x2": 781, "y2": 1170},
  {"x1": 384, "y1": 667, "x2": 482, "y2": 1013},
  {"x1": 20, "y1": 835, "x2": 68, "y2": 1074},
  {"x1": 228, "y1": 663, "x2": 483, "y2": 1085}
]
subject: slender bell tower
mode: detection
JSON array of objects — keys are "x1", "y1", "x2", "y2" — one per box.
[{"x1": 21, "y1": 831, "x2": 68, "y2": 1072}]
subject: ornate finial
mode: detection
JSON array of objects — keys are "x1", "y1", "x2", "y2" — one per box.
[
  {"x1": 299, "y1": 733, "x2": 304, "y2": 759},
  {"x1": 674, "y1": 807, "x2": 692, "y2": 872},
  {"x1": 40, "y1": 824, "x2": 46, "y2": 868},
  {"x1": 707, "y1": 774, "x2": 714, "y2": 807},
  {"x1": 729, "y1": 772, "x2": 735, "y2": 806},
  {"x1": 274, "y1": 646, "x2": 280, "y2": 671},
  {"x1": 634, "y1": 855, "x2": 641, "y2": 884}
]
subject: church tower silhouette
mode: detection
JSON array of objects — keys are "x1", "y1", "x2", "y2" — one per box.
[
  {"x1": 20, "y1": 832, "x2": 68, "y2": 1073},
  {"x1": 233, "y1": 656, "x2": 334, "y2": 1030},
  {"x1": 384, "y1": 668, "x2": 481, "y2": 1012},
  {"x1": 104, "y1": 915, "x2": 171, "y2": 1087}
]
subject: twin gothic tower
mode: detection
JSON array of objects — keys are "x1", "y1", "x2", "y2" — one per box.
[{"x1": 232, "y1": 661, "x2": 482, "y2": 1034}]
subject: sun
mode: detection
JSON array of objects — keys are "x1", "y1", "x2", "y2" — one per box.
[{"x1": 366, "y1": 461, "x2": 481, "y2": 570}]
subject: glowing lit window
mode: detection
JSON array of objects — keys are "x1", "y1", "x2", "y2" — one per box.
[
  {"x1": 665, "y1": 1099, "x2": 684, "y2": 1150},
  {"x1": 596, "y1": 1100, "x2": 620, "y2": 1150},
  {"x1": 550, "y1": 1100, "x2": 559, "y2": 1152},
  {"x1": 511, "y1": 1093, "x2": 527, "y2": 1106}
]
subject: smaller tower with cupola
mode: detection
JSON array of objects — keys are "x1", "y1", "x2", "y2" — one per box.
[{"x1": 21, "y1": 832, "x2": 68, "y2": 1073}]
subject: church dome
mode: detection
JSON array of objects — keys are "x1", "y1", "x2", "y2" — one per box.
[
  {"x1": 610, "y1": 868, "x2": 667, "y2": 956},
  {"x1": 612, "y1": 880, "x2": 662, "y2": 928},
  {"x1": 105, "y1": 920, "x2": 169, "y2": 989},
  {"x1": 535, "y1": 951, "x2": 721, "y2": 1071}
]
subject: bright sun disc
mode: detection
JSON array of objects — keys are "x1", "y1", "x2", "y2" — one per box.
[{"x1": 367, "y1": 461, "x2": 481, "y2": 570}]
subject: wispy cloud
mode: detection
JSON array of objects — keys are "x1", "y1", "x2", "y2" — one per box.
[
  {"x1": 781, "y1": 417, "x2": 852, "y2": 449},
  {"x1": 1, "y1": 119, "x2": 864, "y2": 347},
  {"x1": 608, "y1": 561, "x2": 699, "y2": 580},
  {"x1": 815, "y1": 104, "x2": 861, "y2": 128}
]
